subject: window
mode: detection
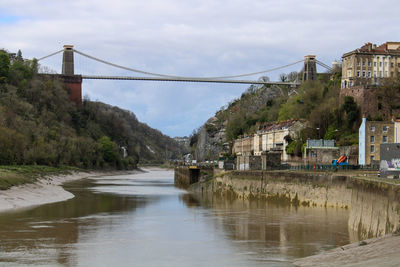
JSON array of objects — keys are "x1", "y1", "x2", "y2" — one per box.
[
  {"x1": 357, "y1": 61, "x2": 360, "y2": 66},
  {"x1": 374, "y1": 62, "x2": 377, "y2": 67},
  {"x1": 362, "y1": 71, "x2": 366, "y2": 77},
  {"x1": 398, "y1": 63, "x2": 400, "y2": 67},
  {"x1": 385, "y1": 71, "x2": 388, "y2": 77},
  {"x1": 371, "y1": 145, "x2": 375, "y2": 153},
  {"x1": 385, "y1": 62, "x2": 388, "y2": 67},
  {"x1": 370, "y1": 126, "x2": 375, "y2": 132},
  {"x1": 357, "y1": 71, "x2": 360, "y2": 77},
  {"x1": 391, "y1": 62, "x2": 394, "y2": 68},
  {"x1": 374, "y1": 71, "x2": 377, "y2": 77},
  {"x1": 368, "y1": 62, "x2": 372, "y2": 67},
  {"x1": 379, "y1": 71, "x2": 382, "y2": 78},
  {"x1": 371, "y1": 155, "x2": 375, "y2": 162},
  {"x1": 391, "y1": 72, "x2": 394, "y2": 77},
  {"x1": 362, "y1": 61, "x2": 366, "y2": 66},
  {"x1": 380, "y1": 62, "x2": 382, "y2": 67},
  {"x1": 383, "y1": 126, "x2": 389, "y2": 132},
  {"x1": 370, "y1": 136, "x2": 375, "y2": 143},
  {"x1": 383, "y1": 136, "x2": 388, "y2": 143},
  {"x1": 368, "y1": 71, "x2": 371, "y2": 77},
  {"x1": 311, "y1": 152, "x2": 317, "y2": 158}
]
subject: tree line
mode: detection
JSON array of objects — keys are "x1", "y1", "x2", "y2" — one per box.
[{"x1": 0, "y1": 49, "x2": 185, "y2": 168}]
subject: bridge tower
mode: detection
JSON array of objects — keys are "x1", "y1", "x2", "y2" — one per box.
[
  {"x1": 61, "y1": 45, "x2": 82, "y2": 106},
  {"x1": 62, "y1": 45, "x2": 74, "y2": 75},
  {"x1": 303, "y1": 55, "x2": 317, "y2": 81}
]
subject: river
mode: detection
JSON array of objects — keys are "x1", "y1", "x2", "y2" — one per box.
[{"x1": 0, "y1": 169, "x2": 353, "y2": 266}]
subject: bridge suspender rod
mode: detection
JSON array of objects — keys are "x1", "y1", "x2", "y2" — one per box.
[{"x1": 81, "y1": 75, "x2": 300, "y2": 86}]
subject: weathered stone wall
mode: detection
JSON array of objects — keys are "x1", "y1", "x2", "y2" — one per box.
[
  {"x1": 191, "y1": 171, "x2": 352, "y2": 208},
  {"x1": 339, "y1": 86, "x2": 390, "y2": 119},
  {"x1": 348, "y1": 179, "x2": 400, "y2": 238},
  {"x1": 174, "y1": 167, "x2": 192, "y2": 189},
  {"x1": 189, "y1": 170, "x2": 400, "y2": 239}
]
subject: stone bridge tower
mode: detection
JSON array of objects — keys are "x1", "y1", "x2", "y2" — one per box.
[
  {"x1": 61, "y1": 45, "x2": 82, "y2": 106},
  {"x1": 303, "y1": 55, "x2": 317, "y2": 81}
]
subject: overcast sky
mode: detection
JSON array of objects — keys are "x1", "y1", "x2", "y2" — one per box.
[{"x1": 0, "y1": 0, "x2": 399, "y2": 137}]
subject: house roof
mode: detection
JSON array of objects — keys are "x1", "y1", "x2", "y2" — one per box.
[{"x1": 344, "y1": 42, "x2": 400, "y2": 57}]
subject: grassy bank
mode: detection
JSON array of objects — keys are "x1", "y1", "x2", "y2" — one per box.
[{"x1": 0, "y1": 165, "x2": 81, "y2": 190}]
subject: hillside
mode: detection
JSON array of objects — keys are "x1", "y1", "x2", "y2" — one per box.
[
  {"x1": 190, "y1": 70, "x2": 365, "y2": 161},
  {"x1": 0, "y1": 49, "x2": 186, "y2": 169}
]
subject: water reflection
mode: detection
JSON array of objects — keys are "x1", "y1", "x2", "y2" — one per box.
[
  {"x1": 0, "y1": 170, "x2": 353, "y2": 266},
  {"x1": 180, "y1": 193, "x2": 351, "y2": 262}
]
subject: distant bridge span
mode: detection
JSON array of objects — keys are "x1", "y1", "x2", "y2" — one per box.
[
  {"x1": 35, "y1": 45, "x2": 332, "y2": 105},
  {"x1": 81, "y1": 75, "x2": 300, "y2": 86}
]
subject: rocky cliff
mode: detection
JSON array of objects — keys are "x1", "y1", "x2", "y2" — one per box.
[{"x1": 193, "y1": 84, "x2": 286, "y2": 161}]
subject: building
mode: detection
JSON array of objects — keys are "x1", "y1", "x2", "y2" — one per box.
[
  {"x1": 359, "y1": 118, "x2": 397, "y2": 165},
  {"x1": 341, "y1": 42, "x2": 400, "y2": 89},
  {"x1": 258, "y1": 120, "x2": 305, "y2": 161},
  {"x1": 233, "y1": 135, "x2": 253, "y2": 157},
  {"x1": 303, "y1": 139, "x2": 339, "y2": 164},
  {"x1": 233, "y1": 120, "x2": 304, "y2": 170}
]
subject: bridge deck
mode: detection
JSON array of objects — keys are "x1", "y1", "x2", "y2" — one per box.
[{"x1": 81, "y1": 75, "x2": 299, "y2": 85}]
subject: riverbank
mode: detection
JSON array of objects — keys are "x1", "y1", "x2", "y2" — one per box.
[
  {"x1": 293, "y1": 234, "x2": 400, "y2": 266},
  {"x1": 0, "y1": 168, "x2": 141, "y2": 213}
]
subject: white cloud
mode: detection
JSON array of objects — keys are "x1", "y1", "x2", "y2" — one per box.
[{"x1": 0, "y1": 0, "x2": 399, "y2": 136}]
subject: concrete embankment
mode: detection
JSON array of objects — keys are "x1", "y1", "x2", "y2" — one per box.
[{"x1": 188, "y1": 170, "x2": 400, "y2": 239}]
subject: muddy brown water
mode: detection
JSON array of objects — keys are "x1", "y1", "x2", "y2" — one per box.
[{"x1": 0, "y1": 169, "x2": 354, "y2": 266}]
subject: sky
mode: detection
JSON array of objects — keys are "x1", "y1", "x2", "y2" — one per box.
[{"x1": 0, "y1": 0, "x2": 399, "y2": 137}]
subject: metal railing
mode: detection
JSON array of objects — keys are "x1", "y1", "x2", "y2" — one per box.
[{"x1": 278, "y1": 164, "x2": 379, "y2": 171}]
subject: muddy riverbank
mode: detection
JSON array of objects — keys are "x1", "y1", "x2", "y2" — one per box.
[{"x1": 0, "y1": 170, "x2": 141, "y2": 213}]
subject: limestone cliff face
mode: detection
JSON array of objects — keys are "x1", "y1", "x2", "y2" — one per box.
[
  {"x1": 194, "y1": 116, "x2": 227, "y2": 161},
  {"x1": 189, "y1": 171, "x2": 400, "y2": 240}
]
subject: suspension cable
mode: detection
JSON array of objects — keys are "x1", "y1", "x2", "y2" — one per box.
[
  {"x1": 74, "y1": 49, "x2": 304, "y2": 79},
  {"x1": 316, "y1": 60, "x2": 332, "y2": 71},
  {"x1": 37, "y1": 49, "x2": 64, "y2": 61}
]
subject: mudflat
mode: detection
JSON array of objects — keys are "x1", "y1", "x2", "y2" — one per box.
[{"x1": 293, "y1": 234, "x2": 400, "y2": 266}]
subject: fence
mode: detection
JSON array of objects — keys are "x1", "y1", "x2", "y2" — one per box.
[{"x1": 279, "y1": 164, "x2": 379, "y2": 171}]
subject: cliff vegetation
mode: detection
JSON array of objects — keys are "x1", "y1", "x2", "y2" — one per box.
[
  {"x1": 0, "y1": 49, "x2": 185, "y2": 169},
  {"x1": 190, "y1": 69, "x2": 365, "y2": 160}
]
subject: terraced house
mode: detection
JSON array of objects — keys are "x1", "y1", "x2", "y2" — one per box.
[{"x1": 233, "y1": 120, "x2": 305, "y2": 170}]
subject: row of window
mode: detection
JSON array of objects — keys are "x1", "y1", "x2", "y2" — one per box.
[
  {"x1": 370, "y1": 125, "x2": 389, "y2": 132},
  {"x1": 356, "y1": 70, "x2": 399, "y2": 78},
  {"x1": 357, "y1": 61, "x2": 400, "y2": 68},
  {"x1": 370, "y1": 135, "x2": 388, "y2": 143}
]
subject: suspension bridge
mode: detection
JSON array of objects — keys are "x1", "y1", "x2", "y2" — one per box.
[{"x1": 35, "y1": 45, "x2": 333, "y2": 104}]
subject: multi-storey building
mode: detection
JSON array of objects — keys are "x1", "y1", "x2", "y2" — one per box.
[
  {"x1": 341, "y1": 42, "x2": 400, "y2": 89},
  {"x1": 233, "y1": 120, "x2": 304, "y2": 162},
  {"x1": 359, "y1": 118, "x2": 398, "y2": 165},
  {"x1": 258, "y1": 120, "x2": 304, "y2": 161}
]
